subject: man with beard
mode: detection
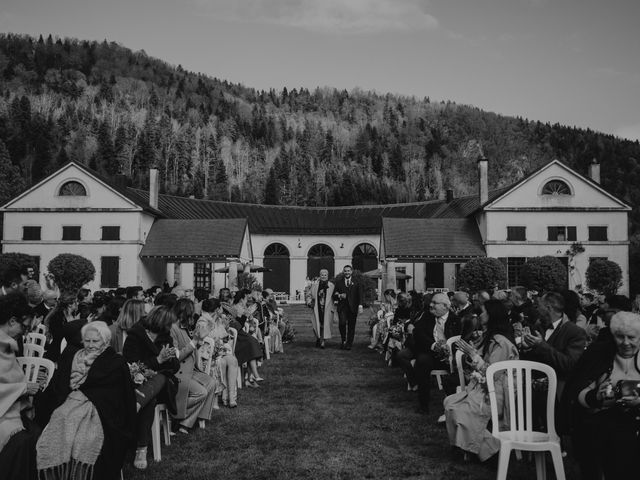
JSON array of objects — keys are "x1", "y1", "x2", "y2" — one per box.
[{"x1": 333, "y1": 265, "x2": 363, "y2": 350}]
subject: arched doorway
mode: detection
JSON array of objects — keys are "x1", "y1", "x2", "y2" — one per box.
[
  {"x1": 263, "y1": 243, "x2": 290, "y2": 293},
  {"x1": 307, "y1": 244, "x2": 335, "y2": 280},
  {"x1": 352, "y1": 243, "x2": 378, "y2": 273}
]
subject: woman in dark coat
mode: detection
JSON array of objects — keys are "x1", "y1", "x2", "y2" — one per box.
[
  {"x1": 560, "y1": 311, "x2": 640, "y2": 480},
  {"x1": 227, "y1": 290, "x2": 263, "y2": 386},
  {"x1": 36, "y1": 321, "x2": 136, "y2": 480},
  {"x1": 122, "y1": 306, "x2": 180, "y2": 469}
]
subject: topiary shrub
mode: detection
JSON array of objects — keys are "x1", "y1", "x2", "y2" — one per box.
[
  {"x1": 456, "y1": 257, "x2": 507, "y2": 294},
  {"x1": 0, "y1": 252, "x2": 37, "y2": 278},
  {"x1": 586, "y1": 259, "x2": 623, "y2": 297},
  {"x1": 47, "y1": 253, "x2": 95, "y2": 295},
  {"x1": 520, "y1": 256, "x2": 567, "y2": 293},
  {"x1": 332, "y1": 269, "x2": 377, "y2": 307},
  {"x1": 237, "y1": 272, "x2": 262, "y2": 292}
]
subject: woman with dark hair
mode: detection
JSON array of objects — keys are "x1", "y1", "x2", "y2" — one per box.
[
  {"x1": 170, "y1": 298, "x2": 216, "y2": 433},
  {"x1": 43, "y1": 292, "x2": 78, "y2": 363},
  {"x1": 122, "y1": 306, "x2": 179, "y2": 470},
  {"x1": 443, "y1": 299, "x2": 519, "y2": 461},
  {"x1": 97, "y1": 296, "x2": 126, "y2": 326},
  {"x1": 228, "y1": 289, "x2": 263, "y2": 387}
]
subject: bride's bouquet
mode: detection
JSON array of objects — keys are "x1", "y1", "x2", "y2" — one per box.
[{"x1": 128, "y1": 361, "x2": 157, "y2": 385}]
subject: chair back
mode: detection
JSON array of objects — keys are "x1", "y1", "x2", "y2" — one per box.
[
  {"x1": 228, "y1": 327, "x2": 238, "y2": 353},
  {"x1": 455, "y1": 350, "x2": 466, "y2": 390},
  {"x1": 25, "y1": 332, "x2": 47, "y2": 347},
  {"x1": 23, "y1": 342, "x2": 45, "y2": 358},
  {"x1": 445, "y1": 335, "x2": 461, "y2": 372},
  {"x1": 201, "y1": 337, "x2": 215, "y2": 374},
  {"x1": 486, "y1": 360, "x2": 558, "y2": 438},
  {"x1": 34, "y1": 323, "x2": 47, "y2": 335},
  {"x1": 17, "y1": 356, "x2": 55, "y2": 389}
]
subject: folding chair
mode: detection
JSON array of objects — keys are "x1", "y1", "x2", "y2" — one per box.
[
  {"x1": 486, "y1": 360, "x2": 566, "y2": 480},
  {"x1": 17, "y1": 356, "x2": 55, "y2": 390},
  {"x1": 151, "y1": 403, "x2": 171, "y2": 462}
]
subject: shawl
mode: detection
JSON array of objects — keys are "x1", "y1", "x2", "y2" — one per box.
[
  {"x1": 0, "y1": 330, "x2": 28, "y2": 452},
  {"x1": 69, "y1": 347, "x2": 107, "y2": 390},
  {"x1": 36, "y1": 389, "x2": 104, "y2": 480}
]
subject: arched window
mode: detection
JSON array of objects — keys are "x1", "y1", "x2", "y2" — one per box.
[
  {"x1": 263, "y1": 243, "x2": 290, "y2": 294},
  {"x1": 307, "y1": 244, "x2": 335, "y2": 279},
  {"x1": 58, "y1": 181, "x2": 87, "y2": 196},
  {"x1": 541, "y1": 180, "x2": 571, "y2": 196},
  {"x1": 264, "y1": 243, "x2": 290, "y2": 257},
  {"x1": 352, "y1": 243, "x2": 378, "y2": 273}
]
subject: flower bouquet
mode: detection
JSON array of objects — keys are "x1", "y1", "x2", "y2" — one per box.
[{"x1": 128, "y1": 361, "x2": 157, "y2": 386}]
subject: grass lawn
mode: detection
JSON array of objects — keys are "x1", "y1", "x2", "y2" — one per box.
[{"x1": 124, "y1": 305, "x2": 576, "y2": 480}]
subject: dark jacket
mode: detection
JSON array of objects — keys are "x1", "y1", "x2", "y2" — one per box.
[
  {"x1": 407, "y1": 311, "x2": 461, "y2": 355},
  {"x1": 36, "y1": 346, "x2": 136, "y2": 480},
  {"x1": 332, "y1": 277, "x2": 363, "y2": 314}
]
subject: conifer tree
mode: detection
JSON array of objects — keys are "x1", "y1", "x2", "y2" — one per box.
[{"x1": 0, "y1": 139, "x2": 26, "y2": 205}]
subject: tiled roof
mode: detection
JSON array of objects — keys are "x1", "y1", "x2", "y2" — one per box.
[
  {"x1": 127, "y1": 188, "x2": 506, "y2": 235},
  {"x1": 140, "y1": 218, "x2": 248, "y2": 260},
  {"x1": 381, "y1": 217, "x2": 485, "y2": 261}
]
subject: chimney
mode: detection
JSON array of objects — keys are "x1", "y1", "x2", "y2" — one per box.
[
  {"x1": 478, "y1": 157, "x2": 488, "y2": 205},
  {"x1": 149, "y1": 169, "x2": 159, "y2": 209},
  {"x1": 589, "y1": 158, "x2": 601, "y2": 184},
  {"x1": 446, "y1": 189, "x2": 454, "y2": 203}
]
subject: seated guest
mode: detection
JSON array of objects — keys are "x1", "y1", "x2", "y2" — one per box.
[
  {"x1": 32, "y1": 289, "x2": 58, "y2": 325},
  {"x1": 36, "y1": 321, "x2": 136, "y2": 480},
  {"x1": 369, "y1": 289, "x2": 396, "y2": 351},
  {"x1": 451, "y1": 291, "x2": 473, "y2": 318},
  {"x1": 396, "y1": 293, "x2": 461, "y2": 412},
  {"x1": 229, "y1": 290, "x2": 264, "y2": 387},
  {"x1": 263, "y1": 289, "x2": 284, "y2": 354},
  {"x1": 96, "y1": 295, "x2": 125, "y2": 326},
  {"x1": 170, "y1": 299, "x2": 217, "y2": 432},
  {"x1": 444, "y1": 300, "x2": 519, "y2": 461},
  {"x1": 0, "y1": 293, "x2": 40, "y2": 480},
  {"x1": 562, "y1": 312, "x2": 640, "y2": 480},
  {"x1": 122, "y1": 306, "x2": 180, "y2": 469},
  {"x1": 109, "y1": 299, "x2": 146, "y2": 353},
  {"x1": 592, "y1": 294, "x2": 632, "y2": 344},
  {"x1": 196, "y1": 298, "x2": 239, "y2": 407},
  {"x1": 520, "y1": 291, "x2": 587, "y2": 398}
]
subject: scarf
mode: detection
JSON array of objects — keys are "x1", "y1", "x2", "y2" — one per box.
[
  {"x1": 36, "y1": 390, "x2": 104, "y2": 480},
  {"x1": 69, "y1": 346, "x2": 107, "y2": 391}
]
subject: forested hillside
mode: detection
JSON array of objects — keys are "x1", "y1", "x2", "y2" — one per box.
[{"x1": 0, "y1": 33, "x2": 639, "y2": 290}]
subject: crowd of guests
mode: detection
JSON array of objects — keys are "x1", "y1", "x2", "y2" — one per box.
[
  {"x1": 0, "y1": 263, "x2": 293, "y2": 480},
  {"x1": 367, "y1": 286, "x2": 640, "y2": 479}
]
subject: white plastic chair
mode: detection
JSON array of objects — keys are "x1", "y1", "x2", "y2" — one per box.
[
  {"x1": 34, "y1": 323, "x2": 47, "y2": 335},
  {"x1": 17, "y1": 356, "x2": 55, "y2": 390},
  {"x1": 228, "y1": 327, "x2": 242, "y2": 389},
  {"x1": 25, "y1": 332, "x2": 47, "y2": 347},
  {"x1": 151, "y1": 403, "x2": 171, "y2": 462},
  {"x1": 23, "y1": 342, "x2": 45, "y2": 358},
  {"x1": 486, "y1": 360, "x2": 566, "y2": 480},
  {"x1": 430, "y1": 335, "x2": 461, "y2": 390}
]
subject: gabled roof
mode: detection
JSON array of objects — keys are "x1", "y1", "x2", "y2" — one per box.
[
  {"x1": 381, "y1": 217, "x2": 485, "y2": 261},
  {"x1": 0, "y1": 161, "x2": 164, "y2": 216},
  {"x1": 140, "y1": 218, "x2": 249, "y2": 261},
  {"x1": 482, "y1": 159, "x2": 631, "y2": 211}
]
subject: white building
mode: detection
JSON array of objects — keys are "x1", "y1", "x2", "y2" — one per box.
[{"x1": 1, "y1": 159, "x2": 631, "y2": 296}]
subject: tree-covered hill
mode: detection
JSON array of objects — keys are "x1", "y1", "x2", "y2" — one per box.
[{"x1": 0, "y1": 32, "x2": 639, "y2": 291}]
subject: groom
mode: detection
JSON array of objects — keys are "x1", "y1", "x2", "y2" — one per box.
[{"x1": 333, "y1": 265, "x2": 363, "y2": 350}]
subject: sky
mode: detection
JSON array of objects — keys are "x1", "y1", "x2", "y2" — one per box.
[{"x1": 2, "y1": 0, "x2": 640, "y2": 141}]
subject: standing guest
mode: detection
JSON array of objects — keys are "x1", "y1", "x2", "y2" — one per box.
[
  {"x1": 125, "y1": 286, "x2": 144, "y2": 301},
  {"x1": 122, "y1": 306, "x2": 179, "y2": 469},
  {"x1": 43, "y1": 292, "x2": 78, "y2": 363},
  {"x1": 229, "y1": 290, "x2": 264, "y2": 387},
  {"x1": 33, "y1": 289, "x2": 58, "y2": 324},
  {"x1": 0, "y1": 293, "x2": 40, "y2": 480},
  {"x1": 562, "y1": 312, "x2": 640, "y2": 480},
  {"x1": 97, "y1": 296, "x2": 126, "y2": 326},
  {"x1": 36, "y1": 321, "x2": 136, "y2": 480},
  {"x1": 444, "y1": 300, "x2": 518, "y2": 461},
  {"x1": 0, "y1": 267, "x2": 22, "y2": 296},
  {"x1": 306, "y1": 269, "x2": 335, "y2": 349},
  {"x1": 521, "y1": 292, "x2": 587, "y2": 399},
  {"x1": 263, "y1": 289, "x2": 284, "y2": 354},
  {"x1": 332, "y1": 265, "x2": 363, "y2": 350},
  {"x1": 170, "y1": 298, "x2": 217, "y2": 433},
  {"x1": 109, "y1": 299, "x2": 147, "y2": 353}
]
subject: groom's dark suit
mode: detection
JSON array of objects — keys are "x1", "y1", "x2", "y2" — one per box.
[{"x1": 332, "y1": 276, "x2": 363, "y2": 347}]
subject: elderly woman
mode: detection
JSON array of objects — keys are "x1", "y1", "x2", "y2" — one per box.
[
  {"x1": 36, "y1": 321, "x2": 136, "y2": 480},
  {"x1": 444, "y1": 300, "x2": 519, "y2": 461},
  {"x1": 562, "y1": 311, "x2": 640, "y2": 480},
  {"x1": 170, "y1": 299, "x2": 217, "y2": 432},
  {"x1": 122, "y1": 306, "x2": 180, "y2": 470},
  {"x1": 0, "y1": 293, "x2": 40, "y2": 480}
]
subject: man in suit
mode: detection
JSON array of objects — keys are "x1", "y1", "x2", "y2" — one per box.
[
  {"x1": 397, "y1": 292, "x2": 461, "y2": 413},
  {"x1": 521, "y1": 291, "x2": 587, "y2": 398},
  {"x1": 332, "y1": 265, "x2": 363, "y2": 350}
]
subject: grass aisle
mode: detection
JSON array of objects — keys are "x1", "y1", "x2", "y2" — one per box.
[{"x1": 125, "y1": 305, "x2": 556, "y2": 480}]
